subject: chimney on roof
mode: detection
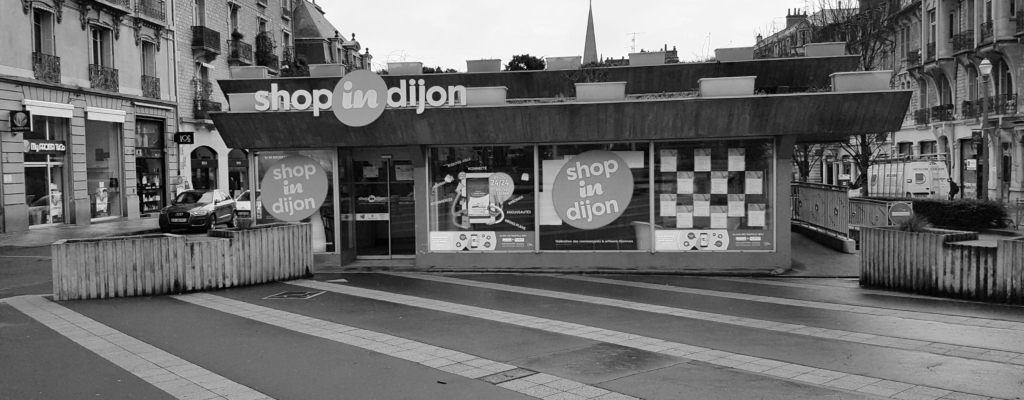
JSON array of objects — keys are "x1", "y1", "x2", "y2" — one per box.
[{"x1": 786, "y1": 8, "x2": 806, "y2": 29}]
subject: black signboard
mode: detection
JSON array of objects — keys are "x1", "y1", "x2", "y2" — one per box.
[
  {"x1": 11, "y1": 110, "x2": 31, "y2": 132},
  {"x1": 24, "y1": 139, "x2": 66, "y2": 154},
  {"x1": 175, "y1": 132, "x2": 195, "y2": 144}
]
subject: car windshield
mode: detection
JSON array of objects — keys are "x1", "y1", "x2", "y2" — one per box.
[{"x1": 175, "y1": 192, "x2": 215, "y2": 204}]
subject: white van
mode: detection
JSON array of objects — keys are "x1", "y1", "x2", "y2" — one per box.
[{"x1": 867, "y1": 154, "x2": 950, "y2": 199}]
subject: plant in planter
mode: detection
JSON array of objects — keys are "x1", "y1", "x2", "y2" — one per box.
[
  {"x1": 236, "y1": 217, "x2": 254, "y2": 230},
  {"x1": 563, "y1": 62, "x2": 608, "y2": 95},
  {"x1": 230, "y1": 31, "x2": 244, "y2": 58},
  {"x1": 896, "y1": 214, "x2": 931, "y2": 232},
  {"x1": 255, "y1": 31, "x2": 276, "y2": 66}
]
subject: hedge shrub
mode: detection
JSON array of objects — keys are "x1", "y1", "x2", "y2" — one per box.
[{"x1": 863, "y1": 197, "x2": 1009, "y2": 231}]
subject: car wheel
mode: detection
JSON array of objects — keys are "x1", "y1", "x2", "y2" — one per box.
[
  {"x1": 227, "y1": 212, "x2": 236, "y2": 228},
  {"x1": 205, "y1": 217, "x2": 215, "y2": 232}
]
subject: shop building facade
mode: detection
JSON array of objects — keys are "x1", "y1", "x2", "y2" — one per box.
[
  {"x1": 1, "y1": 0, "x2": 177, "y2": 232},
  {"x1": 210, "y1": 56, "x2": 910, "y2": 272}
]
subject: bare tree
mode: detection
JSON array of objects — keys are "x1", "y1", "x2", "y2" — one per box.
[
  {"x1": 838, "y1": 133, "x2": 891, "y2": 196},
  {"x1": 792, "y1": 144, "x2": 827, "y2": 183}
]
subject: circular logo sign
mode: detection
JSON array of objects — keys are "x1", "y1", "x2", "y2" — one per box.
[
  {"x1": 260, "y1": 155, "x2": 329, "y2": 222},
  {"x1": 12, "y1": 111, "x2": 29, "y2": 128},
  {"x1": 332, "y1": 70, "x2": 388, "y2": 127},
  {"x1": 552, "y1": 151, "x2": 634, "y2": 229}
]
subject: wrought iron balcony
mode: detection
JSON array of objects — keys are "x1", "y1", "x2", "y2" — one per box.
[
  {"x1": 930, "y1": 104, "x2": 954, "y2": 122},
  {"x1": 89, "y1": 64, "x2": 119, "y2": 92},
  {"x1": 962, "y1": 99, "x2": 983, "y2": 119},
  {"x1": 926, "y1": 42, "x2": 935, "y2": 61},
  {"x1": 141, "y1": 75, "x2": 159, "y2": 99},
  {"x1": 283, "y1": 45, "x2": 295, "y2": 62},
  {"x1": 192, "y1": 79, "x2": 220, "y2": 120},
  {"x1": 135, "y1": 0, "x2": 165, "y2": 22},
  {"x1": 993, "y1": 93, "x2": 1019, "y2": 115},
  {"x1": 980, "y1": 20, "x2": 994, "y2": 43},
  {"x1": 32, "y1": 52, "x2": 61, "y2": 84},
  {"x1": 282, "y1": 4, "x2": 292, "y2": 19},
  {"x1": 191, "y1": 26, "x2": 221, "y2": 55},
  {"x1": 1017, "y1": 11, "x2": 1024, "y2": 35},
  {"x1": 257, "y1": 53, "x2": 279, "y2": 74},
  {"x1": 99, "y1": 0, "x2": 131, "y2": 10},
  {"x1": 953, "y1": 30, "x2": 974, "y2": 52},
  {"x1": 906, "y1": 49, "x2": 921, "y2": 68},
  {"x1": 913, "y1": 108, "x2": 929, "y2": 125},
  {"x1": 228, "y1": 40, "x2": 253, "y2": 65}
]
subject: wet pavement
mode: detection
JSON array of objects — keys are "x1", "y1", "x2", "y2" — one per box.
[{"x1": 2, "y1": 273, "x2": 1021, "y2": 400}]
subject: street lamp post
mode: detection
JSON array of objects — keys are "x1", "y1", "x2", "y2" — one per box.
[{"x1": 978, "y1": 59, "x2": 992, "y2": 200}]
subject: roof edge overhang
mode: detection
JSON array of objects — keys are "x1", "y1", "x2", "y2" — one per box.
[{"x1": 210, "y1": 90, "x2": 913, "y2": 149}]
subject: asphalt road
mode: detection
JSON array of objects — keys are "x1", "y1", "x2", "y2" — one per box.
[{"x1": 2, "y1": 273, "x2": 1022, "y2": 400}]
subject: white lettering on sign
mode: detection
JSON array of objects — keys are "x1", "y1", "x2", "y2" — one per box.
[
  {"x1": 261, "y1": 156, "x2": 328, "y2": 222},
  {"x1": 24, "y1": 140, "x2": 66, "y2": 153}
]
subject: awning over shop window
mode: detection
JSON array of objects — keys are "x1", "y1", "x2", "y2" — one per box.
[{"x1": 22, "y1": 99, "x2": 73, "y2": 119}]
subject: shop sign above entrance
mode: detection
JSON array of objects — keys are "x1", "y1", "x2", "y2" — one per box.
[
  {"x1": 23, "y1": 139, "x2": 66, "y2": 154},
  {"x1": 253, "y1": 70, "x2": 467, "y2": 127},
  {"x1": 261, "y1": 155, "x2": 328, "y2": 222},
  {"x1": 551, "y1": 151, "x2": 634, "y2": 230}
]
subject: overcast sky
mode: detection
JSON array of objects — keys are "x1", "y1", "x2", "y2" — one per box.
[{"x1": 317, "y1": 0, "x2": 809, "y2": 71}]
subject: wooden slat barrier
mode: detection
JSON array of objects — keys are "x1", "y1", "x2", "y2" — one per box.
[
  {"x1": 860, "y1": 227, "x2": 1024, "y2": 304},
  {"x1": 52, "y1": 223, "x2": 313, "y2": 301}
]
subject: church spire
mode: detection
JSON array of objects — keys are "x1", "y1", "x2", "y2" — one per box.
[{"x1": 583, "y1": 0, "x2": 598, "y2": 64}]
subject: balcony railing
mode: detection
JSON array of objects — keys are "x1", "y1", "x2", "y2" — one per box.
[
  {"x1": 282, "y1": 4, "x2": 292, "y2": 18},
  {"x1": 89, "y1": 64, "x2": 119, "y2": 92},
  {"x1": 141, "y1": 75, "x2": 159, "y2": 99},
  {"x1": 930, "y1": 104, "x2": 954, "y2": 122},
  {"x1": 914, "y1": 108, "x2": 929, "y2": 124},
  {"x1": 191, "y1": 26, "x2": 221, "y2": 55},
  {"x1": 953, "y1": 30, "x2": 974, "y2": 52},
  {"x1": 135, "y1": 0, "x2": 165, "y2": 22},
  {"x1": 993, "y1": 93, "x2": 1019, "y2": 115},
  {"x1": 1017, "y1": 11, "x2": 1024, "y2": 35},
  {"x1": 906, "y1": 49, "x2": 921, "y2": 68},
  {"x1": 283, "y1": 45, "x2": 295, "y2": 62},
  {"x1": 926, "y1": 42, "x2": 936, "y2": 61},
  {"x1": 192, "y1": 79, "x2": 221, "y2": 120},
  {"x1": 32, "y1": 52, "x2": 61, "y2": 84},
  {"x1": 257, "y1": 53, "x2": 279, "y2": 73},
  {"x1": 962, "y1": 99, "x2": 983, "y2": 119},
  {"x1": 228, "y1": 40, "x2": 253, "y2": 65},
  {"x1": 981, "y1": 20, "x2": 994, "y2": 43},
  {"x1": 100, "y1": 0, "x2": 131, "y2": 9}
]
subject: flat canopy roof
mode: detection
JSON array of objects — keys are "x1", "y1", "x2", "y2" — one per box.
[{"x1": 209, "y1": 90, "x2": 912, "y2": 149}]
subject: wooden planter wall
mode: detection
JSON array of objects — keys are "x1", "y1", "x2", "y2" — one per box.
[
  {"x1": 52, "y1": 224, "x2": 313, "y2": 301},
  {"x1": 860, "y1": 227, "x2": 1024, "y2": 304}
]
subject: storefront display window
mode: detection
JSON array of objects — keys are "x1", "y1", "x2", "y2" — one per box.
[
  {"x1": 538, "y1": 143, "x2": 649, "y2": 251},
  {"x1": 428, "y1": 145, "x2": 535, "y2": 252},
  {"x1": 86, "y1": 120, "x2": 123, "y2": 219},
  {"x1": 254, "y1": 149, "x2": 337, "y2": 253},
  {"x1": 135, "y1": 119, "x2": 165, "y2": 216},
  {"x1": 25, "y1": 116, "x2": 69, "y2": 226},
  {"x1": 653, "y1": 139, "x2": 774, "y2": 251}
]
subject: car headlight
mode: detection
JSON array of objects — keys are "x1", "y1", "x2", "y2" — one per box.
[{"x1": 190, "y1": 210, "x2": 209, "y2": 216}]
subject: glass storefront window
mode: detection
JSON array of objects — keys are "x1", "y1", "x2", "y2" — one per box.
[
  {"x1": 25, "y1": 116, "x2": 69, "y2": 226},
  {"x1": 254, "y1": 149, "x2": 337, "y2": 253},
  {"x1": 135, "y1": 120, "x2": 165, "y2": 215},
  {"x1": 86, "y1": 120, "x2": 123, "y2": 219},
  {"x1": 653, "y1": 139, "x2": 774, "y2": 251},
  {"x1": 538, "y1": 143, "x2": 649, "y2": 251},
  {"x1": 428, "y1": 145, "x2": 536, "y2": 252}
]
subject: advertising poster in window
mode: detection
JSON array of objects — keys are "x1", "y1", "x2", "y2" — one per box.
[
  {"x1": 538, "y1": 143, "x2": 649, "y2": 251},
  {"x1": 428, "y1": 146, "x2": 535, "y2": 251},
  {"x1": 653, "y1": 139, "x2": 774, "y2": 251}
]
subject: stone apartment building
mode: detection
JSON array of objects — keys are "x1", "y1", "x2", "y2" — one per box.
[
  {"x1": 0, "y1": 0, "x2": 178, "y2": 233},
  {"x1": 891, "y1": 0, "x2": 1024, "y2": 201}
]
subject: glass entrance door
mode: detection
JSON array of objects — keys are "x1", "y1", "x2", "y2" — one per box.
[{"x1": 352, "y1": 156, "x2": 416, "y2": 259}]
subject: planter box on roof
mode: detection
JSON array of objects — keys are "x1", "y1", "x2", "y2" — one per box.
[
  {"x1": 466, "y1": 59, "x2": 502, "y2": 73},
  {"x1": 804, "y1": 42, "x2": 846, "y2": 57},
  {"x1": 830, "y1": 71, "x2": 892, "y2": 92},
  {"x1": 715, "y1": 47, "x2": 754, "y2": 62},
  {"x1": 465, "y1": 87, "x2": 507, "y2": 106},
  {"x1": 575, "y1": 82, "x2": 626, "y2": 102},
  {"x1": 388, "y1": 62, "x2": 423, "y2": 75},
  {"x1": 628, "y1": 51, "x2": 666, "y2": 66},
  {"x1": 698, "y1": 76, "x2": 756, "y2": 97},
  {"x1": 546, "y1": 56, "x2": 581, "y2": 70}
]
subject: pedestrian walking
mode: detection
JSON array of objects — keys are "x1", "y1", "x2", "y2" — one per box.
[{"x1": 948, "y1": 178, "x2": 959, "y2": 200}]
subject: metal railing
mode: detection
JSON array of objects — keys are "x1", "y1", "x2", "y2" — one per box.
[
  {"x1": 191, "y1": 26, "x2": 221, "y2": 54},
  {"x1": 257, "y1": 53, "x2": 279, "y2": 73},
  {"x1": 141, "y1": 75, "x2": 159, "y2": 99},
  {"x1": 89, "y1": 64, "x2": 119, "y2": 92},
  {"x1": 962, "y1": 99, "x2": 983, "y2": 119},
  {"x1": 993, "y1": 93, "x2": 1019, "y2": 115},
  {"x1": 283, "y1": 45, "x2": 295, "y2": 62},
  {"x1": 981, "y1": 20, "x2": 994, "y2": 43},
  {"x1": 906, "y1": 49, "x2": 921, "y2": 68},
  {"x1": 228, "y1": 40, "x2": 253, "y2": 64},
  {"x1": 135, "y1": 0, "x2": 165, "y2": 21},
  {"x1": 926, "y1": 42, "x2": 935, "y2": 60},
  {"x1": 913, "y1": 108, "x2": 929, "y2": 124},
  {"x1": 931, "y1": 104, "x2": 954, "y2": 121},
  {"x1": 281, "y1": 4, "x2": 292, "y2": 18},
  {"x1": 192, "y1": 79, "x2": 220, "y2": 120},
  {"x1": 792, "y1": 182, "x2": 850, "y2": 237},
  {"x1": 32, "y1": 52, "x2": 61, "y2": 84},
  {"x1": 953, "y1": 30, "x2": 974, "y2": 52},
  {"x1": 100, "y1": 0, "x2": 132, "y2": 9}
]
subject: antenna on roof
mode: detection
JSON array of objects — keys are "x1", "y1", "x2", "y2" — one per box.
[{"x1": 626, "y1": 32, "x2": 645, "y2": 53}]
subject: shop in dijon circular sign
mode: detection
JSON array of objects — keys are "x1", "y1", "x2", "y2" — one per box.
[{"x1": 260, "y1": 156, "x2": 328, "y2": 222}]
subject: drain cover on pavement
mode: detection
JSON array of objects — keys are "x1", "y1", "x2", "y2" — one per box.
[
  {"x1": 264, "y1": 291, "x2": 325, "y2": 300},
  {"x1": 480, "y1": 368, "x2": 537, "y2": 384}
]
